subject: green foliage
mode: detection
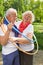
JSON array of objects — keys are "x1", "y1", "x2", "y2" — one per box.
[
  {"x1": 0, "y1": 0, "x2": 43, "y2": 22},
  {"x1": 35, "y1": 32, "x2": 43, "y2": 50},
  {"x1": 33, "y1": 23, "x2": 43, "y2": 49},
  {"x1": 0, "y1": 45, "x2": 2, "y2": 51},
  {"x1": 0, "y1": 0, "x2": 4, "y2": 17}
]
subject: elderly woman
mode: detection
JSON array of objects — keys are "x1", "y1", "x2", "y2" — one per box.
[
  {"x1": 15, "y1": 11, "x2": 35, "y2": 65},
  {"x1": 0, "y1": 8, "x2": 20, "y2": 65}
]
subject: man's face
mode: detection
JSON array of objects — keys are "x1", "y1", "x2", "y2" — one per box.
[{"x1": 7, "y1": 12, "x2": 17, "y2": 24}]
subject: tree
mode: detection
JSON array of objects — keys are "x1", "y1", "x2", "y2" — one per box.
[{"x1": 0, "y1": 0, "x2": 43, "y2": 22}]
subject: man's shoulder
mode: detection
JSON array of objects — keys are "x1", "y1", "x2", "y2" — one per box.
[
  {"x1": 0, "y1": 26, "x2": 4, "y2": 36},
  {"x1": 15, "y1": 20, "x2": 22, "y2": 25},
  {"x1": 0, "y1": 24, "x2": 7, "y2": 34},
  {"x1": 15, "y1": 20, "x2": 22, "y2": 28},
  {"x1": 2, "y1": 24, "x2": 7, "y2": 29}
]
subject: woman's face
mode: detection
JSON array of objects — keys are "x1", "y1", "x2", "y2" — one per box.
[
  {"x1": 7, "y1": 12, "x2": 17, "y2": 24},
  {"x1": 23, "y1": 14, "x2": 32, "y2": 22}
]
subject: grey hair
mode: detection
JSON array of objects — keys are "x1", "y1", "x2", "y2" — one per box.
[
  {"x1": 5, "y1": 8, "x2": 17, "y2": 17},
  {"x1": 22, "y1": 11, "x2": 35, "y2": 22}
]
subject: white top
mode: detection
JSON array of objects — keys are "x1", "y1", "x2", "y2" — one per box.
[
  {"x1": 0, "y1": 24, "x2": 17, "y2": 55},
  {"x1": 15, "y1": 21, "x2": 34, "y2": 51}
]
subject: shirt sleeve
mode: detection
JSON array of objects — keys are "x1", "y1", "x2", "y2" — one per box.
[
  {"x1": 23, "y1": 24, "x2": 34, "y2": 35},
  {"x1": 0, "y1": 24, "x2": 7, "y2": 36},
  {"x1": 27, "y1": 24, "x2": 34, "y2": 33},
  {"x1": 0, "y1": 27, "x2": 4, "y2": 36}
]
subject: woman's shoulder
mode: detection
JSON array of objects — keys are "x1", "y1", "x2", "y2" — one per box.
[
  {"x1": 28, "y1": 24, "x2": 33, "y2": 29},
  {"x1": 24, "y1": 24, "x2": 34, "y2": 33},
  {"x1": 15, "y1": 20, "x2": 22, "y2": 24}
]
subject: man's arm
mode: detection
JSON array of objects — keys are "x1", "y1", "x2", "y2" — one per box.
[
  {"x1": 0, "y1": 23, "x2": 13, "y2": 46},
  {"x1": 0, "y1": 30, "x2": 10, "y2": 45}
]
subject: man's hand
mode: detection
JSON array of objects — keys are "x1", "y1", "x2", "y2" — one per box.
[{"x1": 7, "y1": 23, "x2": 14, "y2": 31}]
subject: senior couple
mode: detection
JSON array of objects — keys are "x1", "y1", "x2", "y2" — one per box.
[{"x1": 0, "y1": 8, "x2": 35, "y2": 65}]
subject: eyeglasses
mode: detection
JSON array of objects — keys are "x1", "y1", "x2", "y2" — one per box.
[{"x1": 8, "y1": 14, "x2": 17, "y2": 20}]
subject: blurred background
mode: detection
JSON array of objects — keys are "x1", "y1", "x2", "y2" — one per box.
[
  {"x1": 0, "y1": 0, "x2": 43, "y2": 65},
  {"x1": 0, "y1": 0, "x2": 43, "y2": 51}
]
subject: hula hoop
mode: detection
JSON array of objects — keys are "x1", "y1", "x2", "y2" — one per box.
[
  {"x1": 1, "y1": 24, "x2": 39, "y2": 55},
  {"x1": 12, "y1": 34, "x2": 38, "y2": 55}
]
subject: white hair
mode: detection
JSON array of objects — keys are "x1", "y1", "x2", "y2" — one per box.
[
  {"x1": 22, "y1": 11, "x2": 35, "y2": 22},
  {"x1": 5, "y1": 8, "x2": 17, "y2": 17}
]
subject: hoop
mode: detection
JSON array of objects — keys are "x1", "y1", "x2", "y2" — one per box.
[
  {"x1": 12, "y1": 34, "x2": 38, "y2": 55},
  {"x1": 1, "y1": 24, "x2": 39, "y2": 55}
]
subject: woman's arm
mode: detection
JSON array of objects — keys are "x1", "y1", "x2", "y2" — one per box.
[
  {"x1": 17, "y1": 33, "x2": 33, "y2": 44},
  {"x1": 9, "y1": 33, "x2": 33, "y2": 44},
  {"x1": 9, "y1": 37, "x2": 29, "y2": 44}
]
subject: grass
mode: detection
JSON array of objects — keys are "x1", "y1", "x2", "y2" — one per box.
[
  {"x1": 0, "y1": 45, "x2": 2, "y2": 51},
  {"x1": 33, "y1": 22, "x2": 43, "y2": 50}
]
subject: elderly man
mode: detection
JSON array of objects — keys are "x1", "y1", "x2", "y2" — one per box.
[{"x1": 0, "y1": 8, "x2": 20, "y2": 65}]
